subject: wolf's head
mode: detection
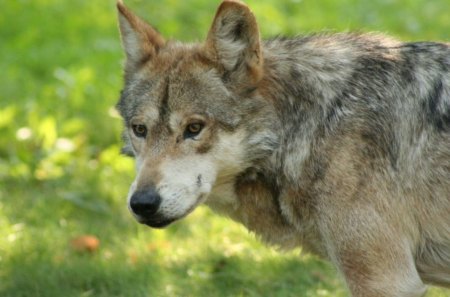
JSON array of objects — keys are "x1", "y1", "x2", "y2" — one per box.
[{"x1": 116, "y1": 0, "x2": 278, "y2": 228}]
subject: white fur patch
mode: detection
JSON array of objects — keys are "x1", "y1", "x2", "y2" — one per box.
[
  {"x1": 118, "y1": 14, "x2": 143, "y2": 62},
  {"x1": 216, "y1": 37, "x2": 246, "y2": 70},
  {"x1": 211, "y1": 130, "x2": 248, "y2": 182}
]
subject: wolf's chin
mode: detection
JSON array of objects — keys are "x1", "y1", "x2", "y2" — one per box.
[{"x1": 139, "y1": 217, "x2": 176, "y2": 229}]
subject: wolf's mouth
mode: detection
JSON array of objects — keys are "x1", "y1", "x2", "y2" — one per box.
[
  {"x1": 138, "y1": 217, "x2": 176, "y2": 229},
  {"x1": 132, "y1": 193, "x2": 209, "y2": 229}
]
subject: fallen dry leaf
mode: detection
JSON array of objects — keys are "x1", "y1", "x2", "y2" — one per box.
[{"x1": 70, "y1": 235, "x2": 100, "y2": 253}]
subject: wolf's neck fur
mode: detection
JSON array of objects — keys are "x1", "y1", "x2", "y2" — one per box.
[{"x1": 210, "y1": 34, "x2": 403, "y2": 252}]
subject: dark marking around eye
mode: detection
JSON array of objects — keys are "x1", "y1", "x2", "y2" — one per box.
[
  {"x1": 197, "y1": 143, "x2": 212, "y2": 154},
  {"x1": 197, "y1": 175, "x2": 202, "y2": 187}
]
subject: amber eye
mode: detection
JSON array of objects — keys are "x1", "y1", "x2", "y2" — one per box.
[
  {"x1": 131, "y1": 124, "x2": 147, "y2": 138},
  {"x1": 184, "y1": 123, "x2": 204, "y2": 139}
]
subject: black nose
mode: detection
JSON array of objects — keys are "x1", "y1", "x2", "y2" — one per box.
[{"x1": 129, "y1": 188, "x2": 161, "y2": 218}]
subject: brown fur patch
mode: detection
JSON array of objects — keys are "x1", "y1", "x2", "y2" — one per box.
[{"x1": 230, "y1": 171, "x2": 300, "y2": 247}]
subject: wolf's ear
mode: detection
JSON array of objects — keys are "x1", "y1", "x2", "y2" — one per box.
[
  {"x1": 117, "y1": 1, "x2": 165, "y2": 73},
  {"x1": 205, "y1": 0, "x2": 263, "y2": 85}
]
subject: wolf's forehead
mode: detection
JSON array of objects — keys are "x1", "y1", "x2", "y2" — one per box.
[
  {"x1": 119, "y1": 67, "x2": 230, "y2": 121},
  {"x1": 116, "y1": 84, "x2": 181, "y2": 126},
  {"x1": 117, "y1": 77, "x2": 162, "y2": 122}
]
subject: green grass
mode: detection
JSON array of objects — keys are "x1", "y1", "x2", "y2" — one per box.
[{"x1": 0, "y1": 0, "x2": 449, "y2": 296}]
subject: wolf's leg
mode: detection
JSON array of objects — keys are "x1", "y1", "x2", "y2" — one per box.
[
  {"x1": 336, "y1": 247, "x2": 427, "y2": 297},
  {"x1": 416, "y1": 241, "x2": 450, "y2": 288},
  {"x1": 319, "y1": 210, "x2": 427, "y2": 297}
]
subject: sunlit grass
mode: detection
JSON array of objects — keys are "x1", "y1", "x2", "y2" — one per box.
[{"x1": 0, "y1": 0, "x2": 449, "y2": 296}]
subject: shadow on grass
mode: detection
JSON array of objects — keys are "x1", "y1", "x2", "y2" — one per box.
[
  {"x1": 1, "y1": 179, "x2": 345, "y2": 297},
  {"x1": 2, "y1": 243, "x2": 343, "y2": 297}
]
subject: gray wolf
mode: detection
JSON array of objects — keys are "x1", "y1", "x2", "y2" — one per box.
[{"x1": 115, "y1": 0, "x2": 450, "y2": 296}]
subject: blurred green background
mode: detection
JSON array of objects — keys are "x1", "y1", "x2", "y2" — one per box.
[{"x1": 0, "y1": 0, "x2": 449, "y2": 296}]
